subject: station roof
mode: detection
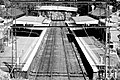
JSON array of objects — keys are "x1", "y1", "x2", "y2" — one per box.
[
  {"x1": 13, "y1": 16, "x2": 47, "y2": 26},
  {"x1": 14, "y1": 16, "x2": 45, "y2": 23},
  {"x1": 36, "y1": 6, "x2": 78, "y2": 12},
  {"x1": 72, "y1": 16, "x2": 98, "y2": 24}
]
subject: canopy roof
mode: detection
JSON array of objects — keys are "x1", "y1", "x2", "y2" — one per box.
[
  {"x1": 72, "y1": 16, "x2": 98, "y2": 24},
  {"x1": 36, "y1": 6, "x2": 78, "y2": 12},
  {"x1": 13, "y1": 16, "x2": 46, "y2": 26}
]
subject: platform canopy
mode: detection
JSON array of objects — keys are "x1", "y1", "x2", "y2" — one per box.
[
  {"x1": 72, "y1": 16, "x2": 98, "y2": 24},
  {"x1": 36, "y1": 6, "x2": 78, "y2": 12},
  {"x1": 13, "y1": 16, "x2": 47, "y2": 26}
]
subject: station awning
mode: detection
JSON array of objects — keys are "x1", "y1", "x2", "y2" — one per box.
[
  {"x1": 36, "y1": 6, "x2": 78, "y2": 12},
  {"x1": 13, "y1": 16, "x2": 47, "y2": 26},
  {"x1": 72, "y1": 16, "x2": 98, "y2": 24},
  {"x1": 13, "y1": 16, "x2": 45, "y2": 23}
]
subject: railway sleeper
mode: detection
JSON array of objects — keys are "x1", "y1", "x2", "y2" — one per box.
[
  {"x1": 30, "y1": 71, "x2": 83, "y2": 74},
  {"x1": 29, "y1": 73, "x2": 84, "y2": 77},
  {"x1": 29, "y1": 71, "x2": 85, "y2": 77}
]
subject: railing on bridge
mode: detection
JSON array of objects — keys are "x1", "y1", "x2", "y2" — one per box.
[
  {"x1": 10, "y1": 0, "x2": 108, "y2": 3},
  {"x1": 10, "y1": 1, "x2": 110, "y2": 9}
]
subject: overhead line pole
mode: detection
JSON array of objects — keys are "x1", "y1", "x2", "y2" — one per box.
[{"x1": 105, "y1": 0, "x2": 111, "y2": 79}]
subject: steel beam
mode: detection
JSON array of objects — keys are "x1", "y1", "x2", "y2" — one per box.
[{"x1": 10, "y1": 1, "x2": 109, "y2": 4}]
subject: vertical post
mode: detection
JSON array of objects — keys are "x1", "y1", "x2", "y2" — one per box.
[
  {"x1": 15, "y1": 5, "x2": 18, "y2": 78},
  {"x1": 105, "y1": 27, "x2": 108, "y2": 80},
  {"x1": 105, "y1": 2, "x2": 112, "y2": 79},
  {"x1": 15, "y1": 29, "x2": 17, "y2": 70},
  {"x1": 11, "y1": 28, "x2": 13, "y2": 68},
  {"x1": 105, "y1": 27, "x2": 110, "y2": 80},
  {"x1": 105, "y1": 2, "x2": 108, "y2": 80},
  {"x1": 17, "y1": 57, "x2": 20, "y2": 78}
]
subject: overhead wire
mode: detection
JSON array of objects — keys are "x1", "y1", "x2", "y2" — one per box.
[
  {"x1": 82, "y1": 25, "x2": 103, "y2": 48},
  {"x1": 67, "y1": 21, "x2": 102, "y2": 64},
  {"x1": 66, "y1": 23, "x2": 89, "y2": 80}
]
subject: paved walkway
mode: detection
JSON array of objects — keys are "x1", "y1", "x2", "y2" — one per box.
[
  {"x1": 0, "y1": 37, "x2": 39, "y2": 71},
  {"x1": 77, "y1": 36, "x2": 120, "y2": 66}
]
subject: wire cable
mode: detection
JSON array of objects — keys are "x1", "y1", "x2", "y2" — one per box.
[
  {"x1": 82, "y1": 25, "x2": 102, "y2": 60},
  {"x1": 67, "y1": 22, "x2": 102, "y2": 63},
  {"x1": 82, "y1": 25, "x2": 103, "y2": 48}
]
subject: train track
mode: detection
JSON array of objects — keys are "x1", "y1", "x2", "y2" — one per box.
[
  {"x1": 31, "y1": 28, "x2": 56, "y2": 80},
  {"x1": 61, "y1": 27, "x2": 87, "y2": 80},
  {"x1": 29, "y1": 21, "x2": 88, "y2": 80}
]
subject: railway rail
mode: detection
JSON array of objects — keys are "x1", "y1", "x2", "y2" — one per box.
[
  {"x1": 61, "y1": 27, "x2": 87, "y2": 80},
  {"x1": 28, "y1": 20, "x2": 88, "y2": 80}
]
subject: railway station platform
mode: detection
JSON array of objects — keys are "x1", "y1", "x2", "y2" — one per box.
[
  {"x1": 22, "y1": 28, "x2": 47, "y2": 71},
  {"x1": 0, "y1": 28, "x2": 47, "y2": 73},
  {"x1": 75, "y1": 36, "x2": 120, "y2": 66},
  {"x1": 74, "y1": 36, "x2": 120, "y2": 79}
]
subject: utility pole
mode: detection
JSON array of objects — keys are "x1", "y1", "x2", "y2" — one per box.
[
  {"x1": 105, "y1": 0, "x2": 112, "y2": 79},
  {"x1": 11, "y1": 3, "x2": 18, "y2": 78}
]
